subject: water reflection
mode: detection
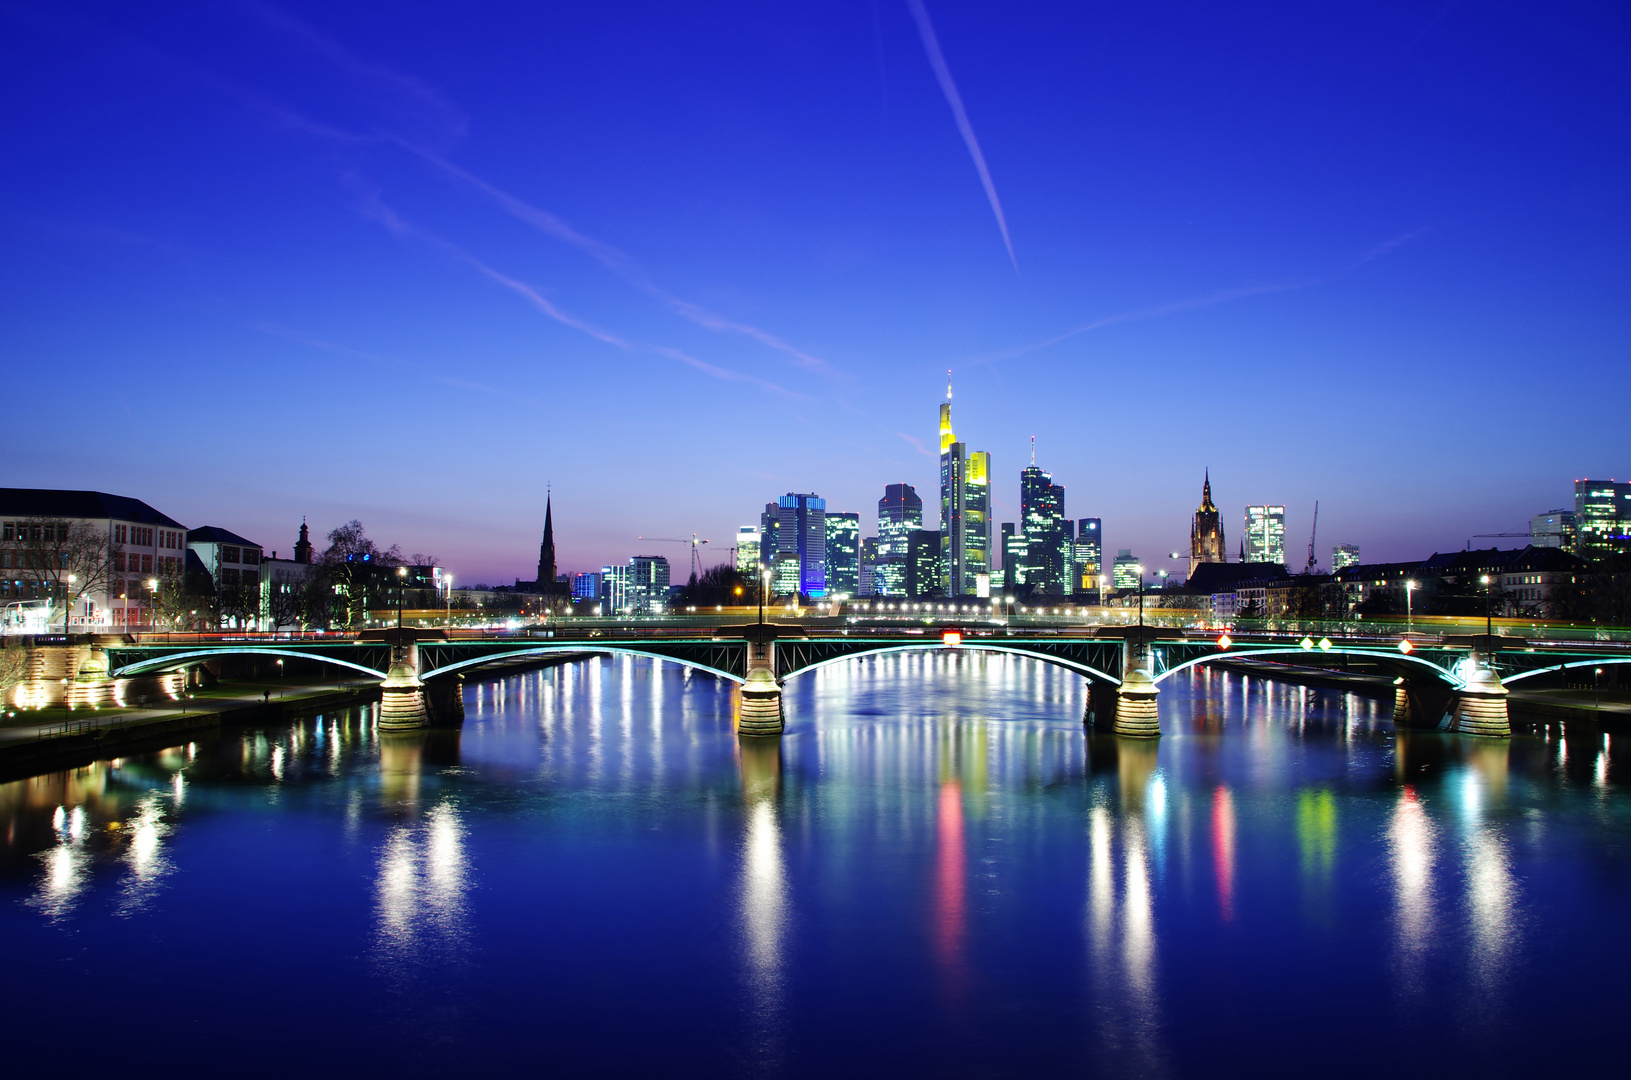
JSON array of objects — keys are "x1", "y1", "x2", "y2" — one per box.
[
  {"x1": 736, "y1": 736, "x2": 788, "y2": 1061},
  {"x1": 1387, "y1": 786, "x2": 1436, "y2": 993},
  {"x1": 372, "y1": 800, "x2": 471, "y2": 978},
  {"x1": 1211, "y1": 786, "x2": 1236, "y2": 922}
]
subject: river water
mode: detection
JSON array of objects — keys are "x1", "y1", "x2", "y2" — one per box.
[{"x1": 2, "y1": 653, "x2": 1627, "y2": 1076}]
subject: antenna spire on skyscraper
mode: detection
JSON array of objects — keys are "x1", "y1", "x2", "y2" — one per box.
[
  {"x1": 946, "y1": 369, "x2": 952, "y2": 401},
  {"x1": 1031, "y1": 435, "x2": 1036, "y2": 466}
]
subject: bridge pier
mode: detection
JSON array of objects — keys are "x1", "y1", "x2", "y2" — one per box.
[
  {"x1": 378, "y1": 642, "x2": 429, "y2": 730},
  {"x1": 1446, "y1": 667, "x2": 1511, "y2": 738},
  {"x1": 1114, "y1": 668, "x2": 1161, "y2": 738},
  {"x1": 737, "y1": 625, "x2": 783, "y2": 737}
]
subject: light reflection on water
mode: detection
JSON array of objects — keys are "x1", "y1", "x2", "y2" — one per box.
[{"x1": 0, "y1": 654, "x2": 1628, "y2": 1075}]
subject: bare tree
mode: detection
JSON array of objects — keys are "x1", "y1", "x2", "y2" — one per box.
[
  {"x1": 9, "y1": 517, "x2": 119, "y2": 633},
  {"x1": 320, "y1": 520, "x2": 401, "y2": 628}
]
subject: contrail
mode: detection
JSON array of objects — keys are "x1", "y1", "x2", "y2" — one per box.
[{"x1": 905, "y1": 0, "x2": 1017, "y2": 272}]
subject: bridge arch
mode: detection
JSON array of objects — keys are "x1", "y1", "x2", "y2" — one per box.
[
  {"x1": 778, "y1": 642, "x2": 1122, "y2": 686},
  {"x1": 1500, "y1": 656, "x2": 1631, "y2": 687},
  {"x1": 1150, "y1": 646, "x2": 1463, "y2": 688},
  {"x1": 112, "y1": 648, "x2": 391, "y2": 680},
  {"x1": 424, "y1": 645, "x2": 744, "y2": 685}
]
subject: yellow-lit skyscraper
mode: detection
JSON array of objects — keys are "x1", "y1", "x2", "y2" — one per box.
[{"x1": 938, "y1": 377, "x2": 991, "y2": 597}]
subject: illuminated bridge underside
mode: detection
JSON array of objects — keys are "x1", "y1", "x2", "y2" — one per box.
[
  {"x1": 775, "y1": 638, "x2": 1125, "y2": 685},
  {"x1": 1155, "y1": 644, "x2": 1465, "y2": 687}
]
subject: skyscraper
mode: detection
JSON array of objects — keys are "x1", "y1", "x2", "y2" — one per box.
[
  {"x1": 1076, "y1": 517, "x2": 1102, "y2": 594},
  {"x1": 938, "y1": 378, "x2": 991, "y2": 596},
  {"x1": 1331, "y1": 544, "x2": 1360, "y2": 570},
  {"x1": 1531, "y1": 509, "x2": 1577, "y2": 550},
  {"x1": 1574, "y1": 479, "x2": 1631, "y2": 560},
  {"x1": 772, "y1": 493, "x2": 827, "y2": 598},
  {"x1": 825, "y1": 512, "x2": 860, "y2": 598},
  {"x1": 1019, "y1": 457, "x2": 1067, "y2": 594},
  {"x1": 1112, "y1": 549, "x2": 1141, "y2": 590},
  {"x1": 1189, "y1": 471, "x2": 1226, "y2": 577},
  {"x1": 874, "y1": 483, "x2": 921, "y2": 598},
  {"x1": 627, "y1": 555, "x2": 670, "y2": 614},
  {"x1": 1001, "y1": 522, "x2": 1025, "y2": 588},
  {"x1": 1244, "y1": 505, "x2": 1287, "y2": 565},
  {"x1": 735, "y1": 525, "x2": 761, "y2": 574},
  {"x1": 908, "y1": 530, "x2": 943, "y2": 599}
]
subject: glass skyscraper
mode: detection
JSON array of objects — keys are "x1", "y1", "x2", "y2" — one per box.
[
  {"x1": 825, "y1": 512, "x2": 860, "y2": 598},
  {"x1": 1244, "y1": 505, "x2": 1287, "y2": 565},
  {"x1": 1331, "y1": 544, "x2": 1360, "y2": 570},
  {"x1": 1076, "y1": 517, "x2": 1102, "y2": 594},
  {"x1": 735, "y1": 526, "x2": 760, "y2": 574},
  {"x1": 1112, "y1": 549, "x2": 1141, "y2": 591},
  {"x1": 1574, "y1": 480, "x2": 1631, "y2": 560},
  {"x1": 772, "y1": 492, "x2": 827, "y2": 598},
  {"x1": 938, "y1": 383, "x2": 990, "y2": 596},
  {"x1": 1019, "y1": 463, "x2": 1066, "y2": 594},
  {"x1": 875, "y1": 482, "x2": 922, "y2": 598}
]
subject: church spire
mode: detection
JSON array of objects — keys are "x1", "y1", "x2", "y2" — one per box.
[
  {"x1": 1200, "y1": 468, "x2": 1215, "y2": 511},
  {"x1": 537, "y1": 492, "x2": 557, "y2": 587}
]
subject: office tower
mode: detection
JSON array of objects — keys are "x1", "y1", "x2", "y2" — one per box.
[
  {"x1": 1062, "y1": 519, "x2": 1075, "y2": 596},
  {"x1": 1019, "y1": 458, "x2": 1066, "y2": 595},
  {"x1": 735, "y1": 526, "x2": 761, "y2": 573},
  {"x1": 938, "y1": 379, "x2": 991, "y2": 596},
  {"x1": 1530, "y1": 509, "x2": 1577, "y2": 550},
  {"x1": 769, "y1": 492, "x2": 827, "y2": 597},
  {"x1": 825, "y1": 512, "x2": 860, "y2": 598},
  {"x1": 859, "y1": 536, "x2": 878, "y2": 597},
  {"x1": 759, "y1": 502, "x2": 780, "y2": 570},
  {"x1": 1331, "y1": 544, "x2": 1360, "y2": 570},
  {"x1": 627, "y1": 555, "x2": 670, "y2": 614},
  {"x1": 1573, "y1": 480, "x2": 1631, "y2": 560},
  {"x1": 1244, "y1": 505, "x2": 1287, "y2": 565},
  {"x1": 907, "y1": 529, "x2": 943, "y2": 598},
  {"x1": 1001, "y1": 522, "x2": 1025, "y2": 588},
  {"x1": 1076, "y1": 518, "x2": 1102, "y2": 593},
  {"x1": 878, "y1": 483, "x2": 923, "y2": 555},
  {"x1": 1112, "y1": 549, "x2": 1141, "y2": 590},
  {"x1": 571, "y1": 571, "x2": 603, "y2": 602},
  {"x1": 600, "y1": 563, "x2": 629, "y2": 613},
  {"x1": 1189, "y1": 471, "x2": 1227, "y2": 577}
]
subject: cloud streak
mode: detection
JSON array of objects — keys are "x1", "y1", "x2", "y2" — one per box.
[
  {"x1": 350, "y1": 183, "x2": 798, "y2": 397},
  {"x1": 905, "y1": 0, "x2": 1018, "y2": 272},
  {"x1": 405, "y1": 146, "x2": 843, "y2": 379}
]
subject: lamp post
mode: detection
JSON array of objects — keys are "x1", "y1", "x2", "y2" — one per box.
[
  {"x1": 1480, "y1": 574, "x2": 1493, "y2": 640},
  {"x1": 1135, "y1": 564, "x2": 1145, "y2": 633},
  {"x1": 396, "y1": 565, "x2": 407, "y2": 634},
  {"x1": 63, "y1": 573, "x2": 76, "y2": 635},
  {"x1": 1405, "y1": 579, "x2": 1417, "y2": 635},
  {"x1": 445, "y1": 573, "x2": 454, "y2": 626},
  {"x1": 148, "y1": 577, "x2": 159, "y2": 632}
]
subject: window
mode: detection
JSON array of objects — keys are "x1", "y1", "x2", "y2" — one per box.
[
  {"x1": 140, "y1": 554, "x2": 152, "y2": 574},
  {"x1": 114, "y1": 524, "x2": 127, "y2": 543},
  {"x1": 115, "y1": 553, "x2": 126, "y2": 572},
  {"x1": 1, "y1": 522, "x2": 13, "y2": 542},
  {"x1": 242, "y1": 548, "x2": 259, "y2": 565},
  {"x1": 221, "y1": 568, "x2": 241, "y2": 586},
  {"x1": 242, "y1": 570, "x2": 259, "y2": 588},
  {"x1": 222, "y1": 546, "x2": 240, "y2": 564}
]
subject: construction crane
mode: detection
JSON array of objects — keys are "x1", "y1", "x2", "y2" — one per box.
[
  {"x1": 638, "y1": 534, "x2": 711, "y2": 581},
  {"x1": 1304, "y1": 501, "x2": 1319, "y2": 574},
  {"x1": 1468, "y1": 531, "x2": 1532, "y2": 551}
]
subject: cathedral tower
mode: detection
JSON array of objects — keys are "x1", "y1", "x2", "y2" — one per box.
[{"x1": 1190, "y1": 470, "x2": 1226, "y2": 577}]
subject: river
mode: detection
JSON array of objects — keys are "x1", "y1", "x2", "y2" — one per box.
[{"x1": 2, "y1": 652, "x2": 1627, "y2": 1076}]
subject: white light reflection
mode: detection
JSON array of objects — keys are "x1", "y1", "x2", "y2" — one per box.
[
  {"x1": 1465, "y1": 826, "x2": 1518, "y2": 991},
  {"x1": 372, "y1": 799, "x2": 471, "y2": 979},
  {"x1": 116, "y1": 792, "x2": 174, "y2": 914},
  {"x1": 1387, "y1": 786, "x2": 1436, "y2": 992},
  {"x1": 741, "y1": 798, "x2": 788, "y2": 987}
]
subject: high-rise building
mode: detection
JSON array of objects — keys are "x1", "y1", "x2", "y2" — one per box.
[
  {"x1": 768, "y1": 493, "x2": 827, "y2": 597},
  {"x1": 1574, "y1": 480, "x2": 1631, "y2": 560},
  {"x1": 1076, "y1": 517, "x2": 1102, "y2": 593},
  {"x1": 1331, "y1": 544, "x2": 1360, "y2": 570},
  {"x1": 1531, "y1": 509, "x2": 1577, "y2": 550},
  {"x1": 571, "y1": 571, "x2": 603, "y2": 602},
  {"x1": 938, "y1": 379, "x2": 991, "y2": 596},
  {"x1": 1019, "y1": 457, "x2": 1067, "y2": 595},
  {"x1": 1189, "y1": 471, "x2": 1226, "y2": 577},
  {"x1": 1001, "y1": 522, "x2": 1025, "y2": 588},
  {"x1": 878, "y1": 483, "x2": 923, "y2": 555},
  {"x1": 1244, "y1": 505, "x2": 1287, "y2": 565},
  {"x1": 627, "y1": 555, "x2": 670, "y2": 614},
  {"x1": 825, "y1": 512, "x2": 860, "y2": 598},
  {"x1": 908, "y1": 529, "x2": 943, "y2": 598},
  {"x1": 601, "y1": 563, "x2": 629, "y2": 613},
  {"x1": 1112, "y1": 549, "x2": 1142, "y2": 591},
  {"x1": 859, "y1": 536, "x2": 879, "y2": 597},
  {"x1": 735, "y1": 526, "x2": 761, "y2": 573}
]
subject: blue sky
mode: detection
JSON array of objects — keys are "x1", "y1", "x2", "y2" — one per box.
[{"x1": 3, "y1": 1, "x2": 1627, "y2": 583}]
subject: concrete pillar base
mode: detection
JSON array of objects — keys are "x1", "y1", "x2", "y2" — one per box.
[
  {"x1": 1448, "y1": 668, "x2": 1510, "y2": 738},
  {"x1": 378, "y1": 657, "x2": 429, "y2": 729},
  {"x1": 737, "y1": 668, "x2": 784, "y2": 737},
  {"x1": 1114, "y1": 669, "x2": 1161, "y2": 738},
  {"x1": 1391, "y1": 686, "x2": 1413, "y2": 726}
]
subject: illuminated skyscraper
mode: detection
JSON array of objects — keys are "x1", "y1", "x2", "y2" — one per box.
[
  {"x1": 1244, "y1": 505, "x2": 1287, "y2": 565},
  {"x1": 627, "y1": 555, "x2": 670, "y2": 614},
  {"x1": 1019, "y1": 457, "x2": 1067, "y2": 595},
  {"x1": 874, "y1": 483, "x2": 921, "y2": 597},
  {"x1": 1331, "y1": 544, "x2": 1360, "y2": 570},
  {"x1": 938, "y1": 378, "x2": 990, "y2": 596},
  {"x1": 1112, "y1": 549, "x2": 1141, "y2": 591},
  {"x1": 1531, "y1": 509, "x2": 1576, "y2": 550},
  {"x1": 1001, "y1": 522, "x2": 1025, "y2": 588},
  {"x1": 908, "y1": 530, "x2": 943, "y2": 598},
  {"x1": 735, "y1": 526, "x2": 761, "y2": 574},
  {"x1": 771, "y1": 492, "x2": 827, "y2": 597},
  {"x1": 1076, "y1": 517, "x2": 1102, "y2": 593},
  {"x1": 1189, "y1": 471, "x2": 1226, "y2": 577},
  {"x1": 1574, "y1": 479, "x2": 1631, "y2": 560},
  {"x1": 825, "y1": 512, "x2": 860, "y2": 598}
]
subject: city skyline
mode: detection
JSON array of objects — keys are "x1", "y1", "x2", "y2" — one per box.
[{"x1": 3, "y1": 4, "x2": 1626, "y2": 581}]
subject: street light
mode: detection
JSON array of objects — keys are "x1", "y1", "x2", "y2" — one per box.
[
  {"x1": 396, "y1": 565, "x2": 408, "y2": 635},
  {"x1": 1134, "y1": 564, "x2": 1146, "y2": 632},
  {"x1": 445, "y1": 573, "x2": 454, "y2": 626},
  {"x1": 1405, "y1": 579, "x2": 1417, "y2": 635},
  {"x1": 63, "y1": 573, "x2": 76, "y2": 635},
  {"x1": 1480, "y1": 574, "x2": 1493, "y2": 640}
]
